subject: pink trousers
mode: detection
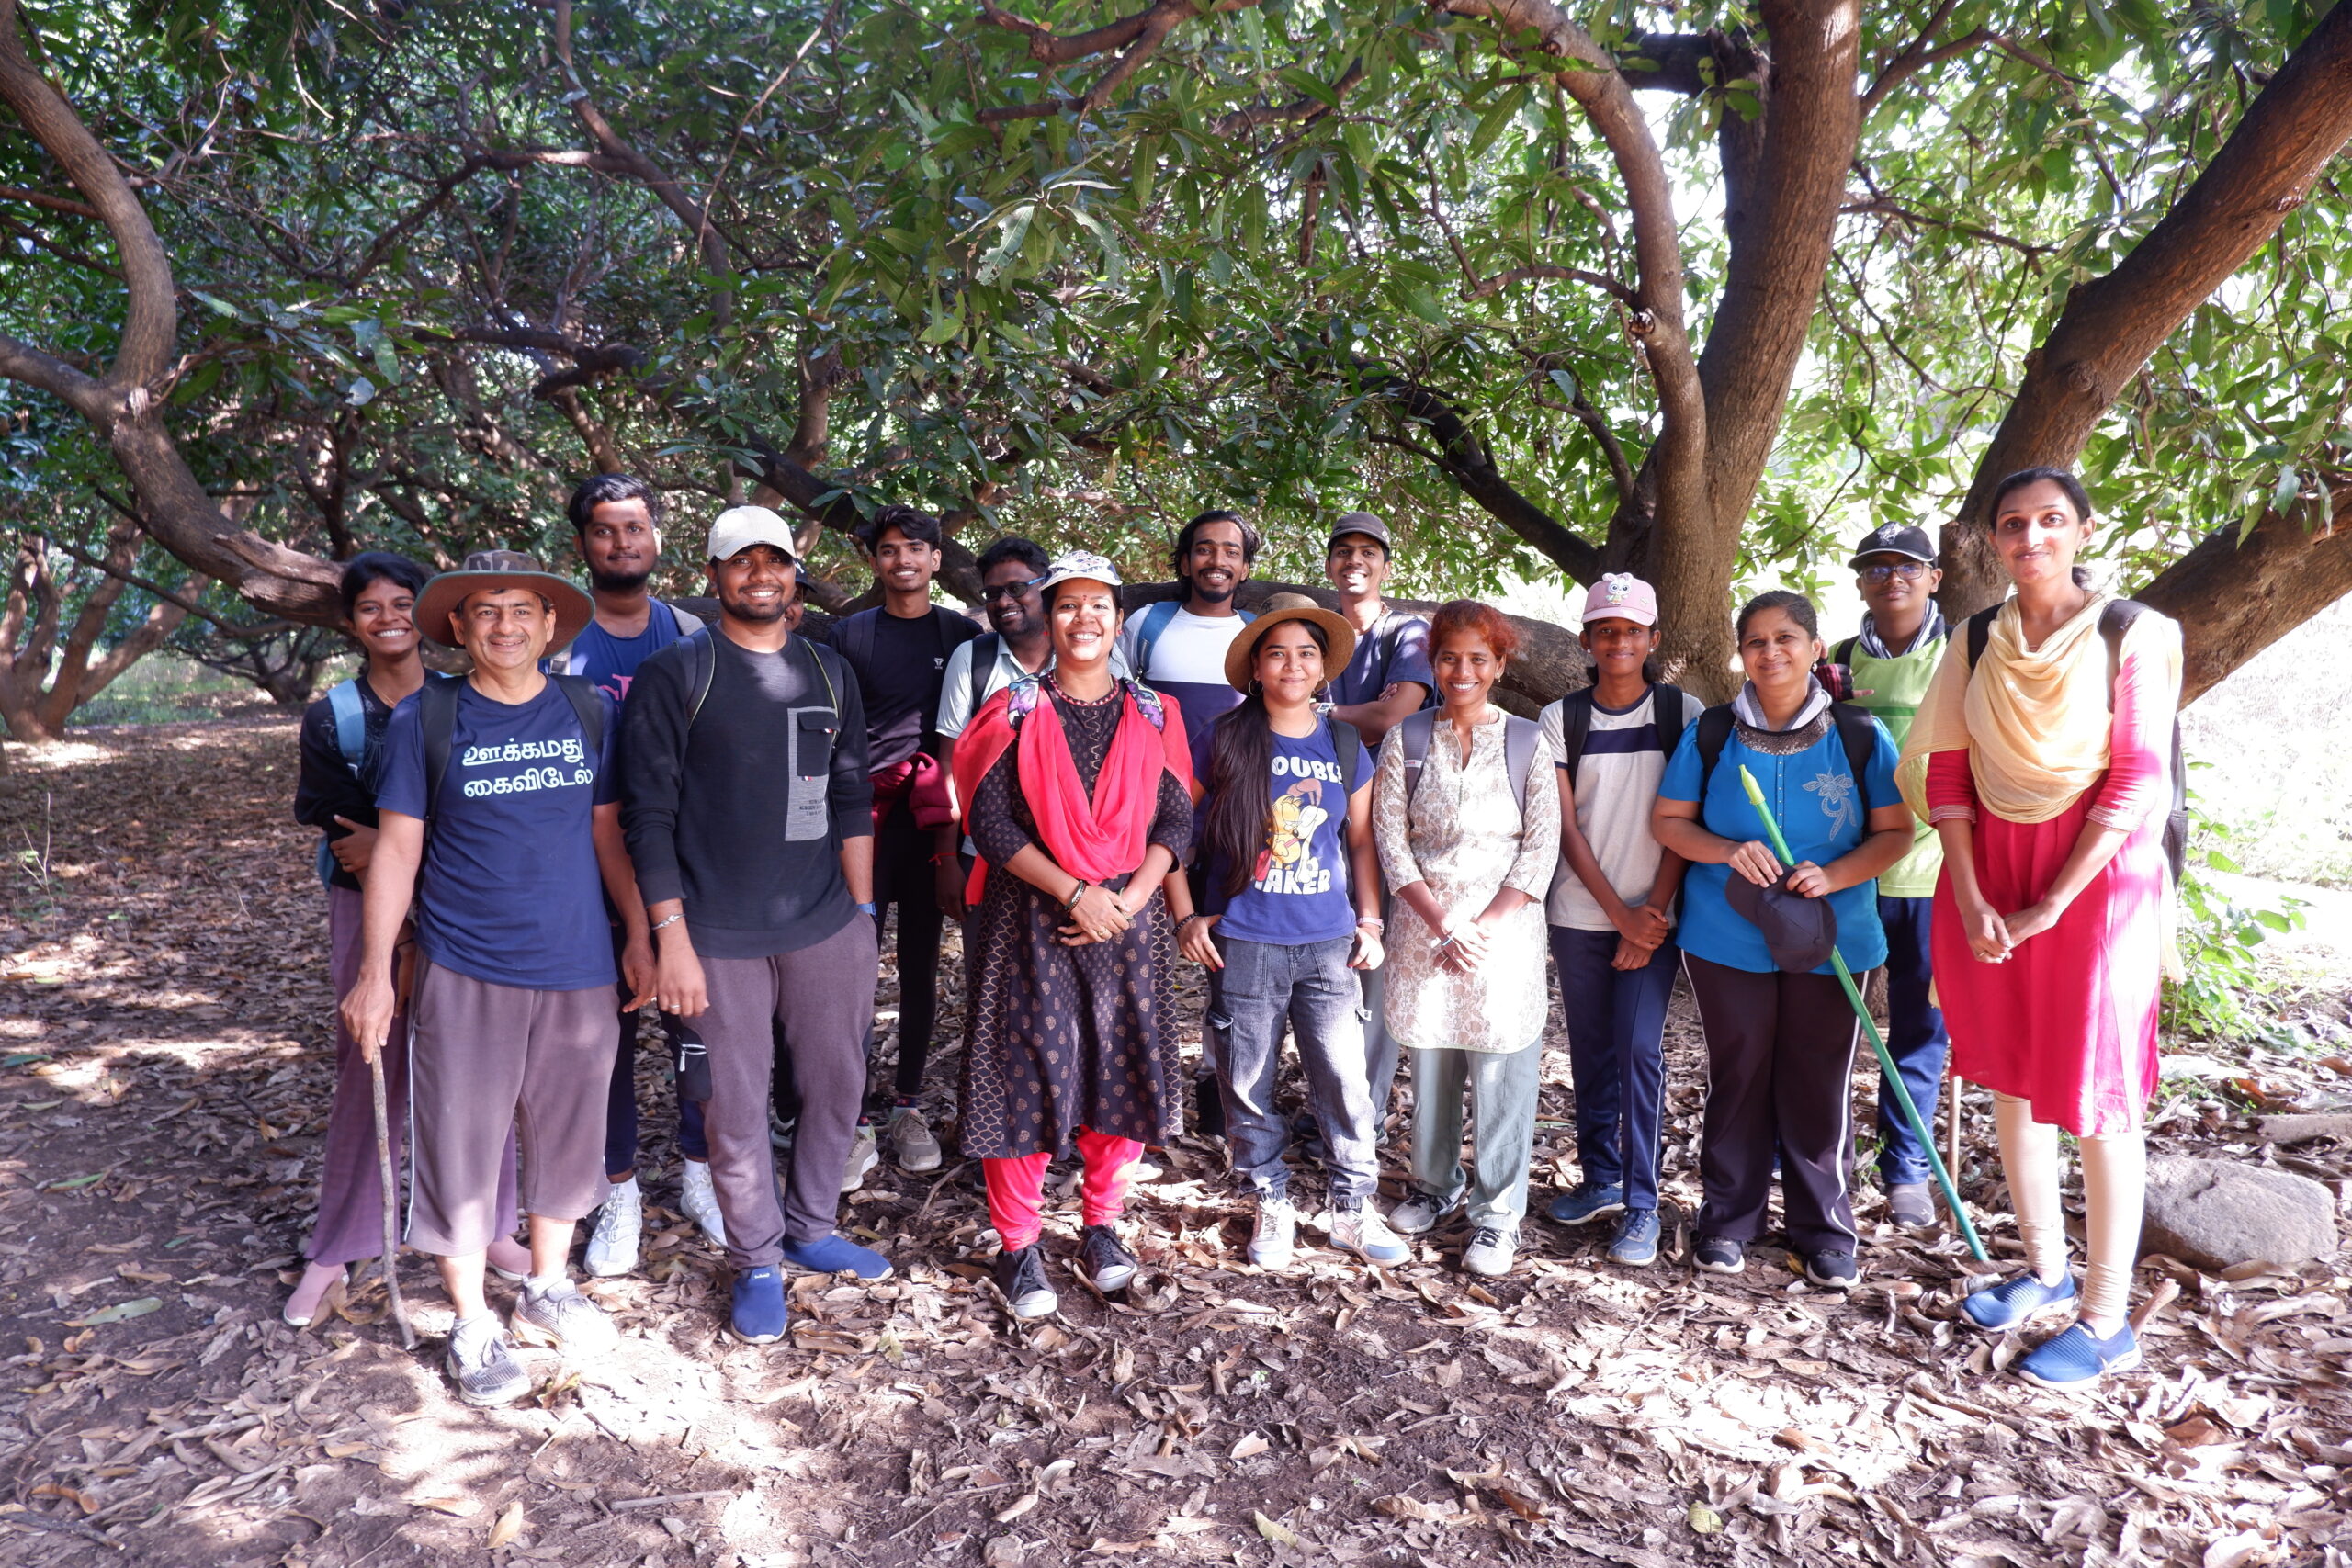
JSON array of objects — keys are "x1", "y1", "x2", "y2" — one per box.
[{"x1": 982, "y1": 1128, "x2": 1142, "y2": 1251}]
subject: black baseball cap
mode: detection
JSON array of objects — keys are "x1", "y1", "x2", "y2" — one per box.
[
  {"x1": 1724, "y1": 871, "x2": 1840, "y2": 974},
  {"x1": 1849, "y1": 524, "x2": 1936, "y2": 568},
  {"x1": 1326, "y1": 512, "x2": 1393, "y2": 554}
]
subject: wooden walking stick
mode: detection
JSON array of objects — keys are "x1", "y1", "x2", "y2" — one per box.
[{"x1": 368, "y1": 1044, "x2": 415, "y2": 1350}]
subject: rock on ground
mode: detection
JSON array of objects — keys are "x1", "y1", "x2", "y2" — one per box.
[{"x1": 2142, "y1": 1156, "x2": 2339, "y2": 1271}]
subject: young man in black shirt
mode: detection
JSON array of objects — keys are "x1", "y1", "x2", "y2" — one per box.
[
  {"x1": 619, "y1": 506, "x2": 890, "y2": 1344},
  {"x1": 825, "y1": 504, "x2": 979, "y2": 1176}
]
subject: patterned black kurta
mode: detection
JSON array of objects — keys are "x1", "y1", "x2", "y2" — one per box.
[{"x1": 959, "y1": 681, "x2": 1193, "y2": 1158}]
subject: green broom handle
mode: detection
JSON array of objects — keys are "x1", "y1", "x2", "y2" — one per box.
[{"x1": 1736, "y1": 766, "x2": 1989, "y2": 1263}]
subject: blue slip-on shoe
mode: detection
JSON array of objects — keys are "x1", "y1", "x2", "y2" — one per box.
[
  {"x1": 1958, "y1": 1270, "x2": 2077, "y2": 1331},
  {"x1": 730, "y1": 1266, "x2": 789, "y2": 1345},
  {"x1": 1606, "y1": 1208, "x2": 1661, "y2": 1267},
  {"x1": 1546, "y1": 1182, "x2": 1625, "y2": 1226},
  {"x1": 2017, "y1": 1321, "x2": 2142, "y2": 1391},
  {"x1": 781, "y1": 1233, "x2": 894, "y2": 1280}
]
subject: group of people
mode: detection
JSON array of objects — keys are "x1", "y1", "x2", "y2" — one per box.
[{"x1": 288, "y1": 466, "x2": 2180, "y2": 1404}]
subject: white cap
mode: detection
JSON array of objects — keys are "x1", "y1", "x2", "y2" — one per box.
[{"x1": 706, "y1": 505, "x2": 801, "y2": 564}]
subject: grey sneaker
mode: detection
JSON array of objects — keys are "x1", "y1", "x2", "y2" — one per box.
[
  {"x1": 1247, "y1": 1196, "x2": 1297, "y2": 1270},
  {"x1": 446, "y1": 1318, "x2": 529, "y2": 1406},
  {"x1": 1460, "y1": 1225, "x2": 1518, "y2": 1278},
  {"x1": 841, "y1": 1122, "x2": 880, "y2": 1193},
  {"x1": 1887, "y1": 1181, "x2": 1937, "y2": 1231},
  {"x1": 1387, "y1": 1190, "x2": 1459, "y2": 1236},
  {"x1": 888, "y1": 1106, "x2": 943, "y2": 1173},
  {"x1": 510, "y1": 1279, "x2": 617, "y2": 1357},
  {"x1": 582, "y1": 1177, "x2": 641, "y2": 1278}
]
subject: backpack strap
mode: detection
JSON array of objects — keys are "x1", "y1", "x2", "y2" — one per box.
[
  {"x1": 1003, "y1": 672, "x2": 1045, "y2": 732},
  {"x1": 1651, "y1": 683, "x2": 1692, "y2": 765},
  {"x1": 967, "y1": 632, "x2": 1001, "y2": 720},
  {"x1": 1130, "y1": 600, "x2": 1181, "y2": 682},
  {"x1": 836, "y1": 608, "x2": 878, "y2": 682},
  {"x1": 1124, "y1": 679, "x2": 1169, "y2": 732},
  {"x1": 1828, "y1": 701, "x2": 1884, "y2": 809},
  {"x1": 664, "y1": 600, "x2": 702, "y2": 636},
  {"x1": 1394, "y1": 708, "x2": 1435, "y2": 804},
  {"x1": 1692, "y1": 705, "x2": 1736, "y2": 800},
  {"x1": 1833, "y1": 636, "x2": 1860, "y2": 668},
  {"x1": 1556, "y1": 689, "x2": 1597, "y2": 786},
  {"x1": 549, "y1": 673, "x2": 607, "y2": 759},
  {"x1": 2099, "y1": 599, "x2": 2190, "y2": 885},
  {"x1": 1502, "y1": 713, "x2": 1539, "y2": 820},
  {"x1": 1329, "y1": 717, "x2": 1363, "y2": 797},
  {"x1": 1963, "y1": 604, "x2": 2000, "y2": 669},
  {"x1": 325, "y1": 678, "x2": 368, "y2": 777},
  {"x1": 419, "y1": 674, "x2": 462, "y2": 824}
]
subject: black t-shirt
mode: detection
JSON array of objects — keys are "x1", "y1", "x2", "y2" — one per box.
[
  {"x1": 293, "y1": 675, "x2": 397, "y2": 892},
  {"x1": 832, "y1": 607, "x2": 978, "y2": 773}
]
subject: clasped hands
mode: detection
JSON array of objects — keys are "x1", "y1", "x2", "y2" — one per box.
[{"x1": 1058, "y1": 880, "x2": 1148, "y2": 947}]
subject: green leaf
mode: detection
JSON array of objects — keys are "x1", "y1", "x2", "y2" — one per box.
[
  {"x1": 918, "y1": 313, "x2": 961, "y2": 345},
  {"x1": 65, "y1": 1297, "x2": 163, "y2": 1328},
  {"x1": 1469, "y1": 83, "x2": 1529, "y2": 160}
]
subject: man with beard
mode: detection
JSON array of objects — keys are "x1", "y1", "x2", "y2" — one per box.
[
  {"x1": 620, "y1": 507, "x2": 890, "y2": 1346},
  {"x1": 1117, "y1": 509, "x2": 1261, "y2": 1136},
  {"x1": 547, "y1": 475, "x2": 723, "y2": 1278},
  {"x1": 825, "y1": 505, "x2": 981, "y2": 1176}
]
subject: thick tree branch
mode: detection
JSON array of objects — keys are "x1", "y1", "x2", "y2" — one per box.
[
  {"x1": 1366, "y1": 370, "x2": 1602, "y2": 586},
  {"x1": 1943, "y1": 0, "x2": 2352, "y2": 619},
  {"x1": 2137, "y1": 482, "x2": 2352, "y2": 705},
  {"x1": 0, "y1": 182, "x2": 97, "y2": 219}
]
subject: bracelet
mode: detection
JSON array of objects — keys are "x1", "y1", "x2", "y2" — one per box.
[
  {"x1": 1062, "y1": 880, "x2": 1091, "y2": 913},
  {"x1": 1355, "y1": 917, "x2": 1385, "y2": 931},
  {"x1": 1176, "y1": 912, "x2": 1204, "y2": 932},
  {"x1": 650, "y1": 912, "x2": 683, "y2": 934}
]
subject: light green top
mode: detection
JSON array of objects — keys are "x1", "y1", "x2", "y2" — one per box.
[{"x1": 1843, "y1": 634, "x2": 1947, "y2": 898}]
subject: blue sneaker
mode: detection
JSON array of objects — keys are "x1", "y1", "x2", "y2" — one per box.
[
  {"x1": 781, "y1": 1233, "x2": 894, "y2": 1280},
  {"x1": 730, "y1": 1266, "x2": 789, "y2": 1344},
  {"x1": 2018, "y1": 1322, "x2": 2142, "y2": 1391},
  {"x1": 1958, "y1": 1271, "x2": 2076, "y2": 1331},
  {"x1": 1605, "y1": 1208, "x2": 1659, "y2": 1267},
  {"x1": 1546, "y1": 1182, "x2": 1625, "y2": 1226}
]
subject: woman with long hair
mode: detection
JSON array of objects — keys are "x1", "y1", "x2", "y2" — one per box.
[
  {"x1": 1161, "y1": 595, "x2": 1407, "y2": 1270},
  {"x1": 1900, "y1": 468, "x2": 2181, "y2": 1390},
  {"x1": 287, "y1": 552, "x2": 530, "y2": 1325},
  {"x1": 1374, "y1": 601, "x2": 1560, "y2": 1278},
  {"x1": 1652, "y1": 591, "x2": 1911, "y2": 1291},
  {"x1": 951, "y1": 552, "x2": 1194, "y2": 1320}
]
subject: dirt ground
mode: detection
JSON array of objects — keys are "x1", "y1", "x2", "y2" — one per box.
[{"x1": 4, "y1": 716, "x2": 2352, "y2": 1568}]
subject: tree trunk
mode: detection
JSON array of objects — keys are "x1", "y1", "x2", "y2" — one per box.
[
  {"x1": 2135, "y1": 482, "x2": 2352, "y2": 706},
  {"x1": 1940, "y1": 1, "x2": 2352, "y2": 620}
]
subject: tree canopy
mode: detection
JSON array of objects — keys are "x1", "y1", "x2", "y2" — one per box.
[{"x1": 3, "y1": 0, "x2": 2350, "y2": 719}]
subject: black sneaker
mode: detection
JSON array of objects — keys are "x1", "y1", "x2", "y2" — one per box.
[
  {"x1": 990, "y1": 1245, "x2": 1058, "y2": 1320},
  {"x1": 1193, "y1": 1075, "x2": 1226, "y2": 1139},
  {"x1": 1076, "y1": 1224, "x2": 1140, "y2": 1293},
  {"x1": 1693, "y1": 1235, "x2": 1746, "y2": 1275},
  {"x1": 1803, "y1": 1247, "x2": 1860, "y2": 1289}
]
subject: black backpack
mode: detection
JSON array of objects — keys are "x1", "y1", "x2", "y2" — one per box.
[
  {"x1": 1963, "y1": 599, "x2": 2188, "y2": 884},
  {"x1": 1555, "y1": 682, "x2": 1694, "y2": 784},
  {"x1": 1691, "y1": 701, "x2": 1885, "y2": 816},
  {"x1": 419, "y1": 673, "x2": 607, "y2": 824}
]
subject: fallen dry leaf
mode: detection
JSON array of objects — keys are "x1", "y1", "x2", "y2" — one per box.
[{"x1": 488, "y1": 1500, "x2": 523, "y2": 1549}]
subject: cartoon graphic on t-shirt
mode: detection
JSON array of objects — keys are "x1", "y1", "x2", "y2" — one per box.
[{"x1": 1251, "y1": 753, "x2": 1344, "y2": 896}]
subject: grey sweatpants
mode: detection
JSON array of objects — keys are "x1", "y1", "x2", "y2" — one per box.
[
  {"x1": 698, "y1": 916, "x2": 879, "y2": 1269},
  {"x1": 404, "y1": 960, "x2": 615, "y2": 1257},
  {"x1": 1408, "y1": 1038, "x2": 1544, "y2": 1231}
]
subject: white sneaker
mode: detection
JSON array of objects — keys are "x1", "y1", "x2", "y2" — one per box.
[
  {"x1": 888, "y1": 1107, "x2": 943, "y2": 1172},
  {"x1": 1248, "y1": 1196, "x2": 1297, "y2": 1270},
  {"x1": 1387, "y1": 1190, "x2": 1458, "y2": 1235},
  {"x1": 1461, "y1": 1224, "x2": 1518, "y2": 1278},
  {"x1": 677, "y1": 1160, "x2": 727, "y2": 1248},
  {"x1": 841, "y1": 1123, "x2": 880, "y2": 1193},
  {"x1": 582, "y1": 1178, "x2": 641, "y2": 1278},
  {"x1": 511, "y1": 1277, "x2": 617, "y2": 1356}
]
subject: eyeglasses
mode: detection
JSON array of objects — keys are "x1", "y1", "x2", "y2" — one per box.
[
  {"x1": 1859, "y1": 560, "x2": 1928, "y2": 584},
  {"x1": 978, "y1": 575, "x2": 1044, "y2": 604}
]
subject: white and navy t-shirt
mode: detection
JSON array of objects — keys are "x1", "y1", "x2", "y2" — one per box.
[
  {"x1": 374, "y1": 681, "x2": 620, "y2": 991},
  {"x1": 1115, "y1": 606, "x2": 1251, "y2": 783},
  {"x1": 1539, "y1": 684, "x2": 1707, "y2": 931},
  {"x1": 1209, "y1": 721, "x2": 1373, "y2": 945}
]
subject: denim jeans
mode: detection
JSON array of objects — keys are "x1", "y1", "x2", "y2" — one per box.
[
  {"x1": 1409, "y1": 1038, "x2": 1542, "y2": 1230},
  {"x1": 1551, "y1": 926, "x2": 1679, "y2": 1210},
  {"x1": 1211, "y1": 936, "x2": 1379, "y2": 1203},
  {"x1": 1875, "y1": 896, "x2": 1949, "y2": 1185}
]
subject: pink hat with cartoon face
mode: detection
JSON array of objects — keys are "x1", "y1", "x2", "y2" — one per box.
[{"x1": 1581, "y1": 572, "x2": 1658, "y2": 627}]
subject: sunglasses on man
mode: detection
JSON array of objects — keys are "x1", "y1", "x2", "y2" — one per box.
[{"x1": 978, "y1": 574, "x2": 1046, "y2": 604}]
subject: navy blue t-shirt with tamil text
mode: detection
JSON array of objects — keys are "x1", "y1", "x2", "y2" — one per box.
[
  {"x1": 374, "y1": 679, "x2": 620, "y2": 992},
  {"x1": 1210, "y1": 721, "x2": 1374, "y2": 946}
]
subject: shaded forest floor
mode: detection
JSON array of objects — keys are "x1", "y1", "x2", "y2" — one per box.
[{"x1": 3, "y1": 718, "x2": 2352, "y2": 1568}]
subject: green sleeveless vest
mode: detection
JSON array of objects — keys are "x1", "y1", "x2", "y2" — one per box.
[{"x1": 1842, "y1": 634, "x2": 1946, "y2": 898}]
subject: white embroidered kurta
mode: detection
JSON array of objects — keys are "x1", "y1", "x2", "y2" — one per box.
[{"x1": 1372, "y1": 707, "x2": 1559, "y2": 1052}]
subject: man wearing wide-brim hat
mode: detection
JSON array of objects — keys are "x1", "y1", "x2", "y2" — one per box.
[{"x1": 344, "y1": 549, "x2": 654, "y2": 1406}]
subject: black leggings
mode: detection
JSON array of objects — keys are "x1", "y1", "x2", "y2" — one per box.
[{"x1": 874, "y1": 806, "x2": 944, "y2": 1100}]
